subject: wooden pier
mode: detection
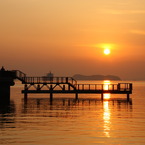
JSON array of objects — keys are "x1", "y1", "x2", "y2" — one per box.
[{"x1": 0, "y1": 69, "x2": 133, "y2": 102}]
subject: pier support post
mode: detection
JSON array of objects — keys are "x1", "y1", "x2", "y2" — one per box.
[
  {"x1": 101, "y1": 93, "x2": 104, "y2": 101},
  {"x1": 24, "y1": 93, "x2": 28, "y2": 101},
  {"x1": 50, "y1": 93, "x2": 53, "y2": 102},
  {"x1": 0, "y1": 85, "x2": 11, "y2": 104},
  {"x1": 127, "y1": 93, "x2": 130, "y2": 101},
  {"x1": 75, "y1": 93, "x2": 78, "y2": 100},
  {"x1": 0, "y1": 67, "x2": 15, "y2": 104},
  {"x1": 49, "y1": 84, "x2": 53, "y2": 104},
  {"x1": 24, "y1": 84, "x2": 28, "y2": 101}
]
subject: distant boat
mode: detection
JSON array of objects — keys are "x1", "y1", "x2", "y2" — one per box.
[
  {"x1": 46, "y1": 71, "x2": 54, "y2": 78},
  {"x1": 42, "y1": 71, "x2": 54, "y2": 81}
]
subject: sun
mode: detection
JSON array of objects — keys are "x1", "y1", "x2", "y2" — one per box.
[
  {"x1": 95, "y1": 43, "x2": 113, "y2": 55},
  {"x1": 104, "y1": 48, "x2": 110, "y2": 55}
]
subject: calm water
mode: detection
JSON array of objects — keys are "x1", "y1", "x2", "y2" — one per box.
[{"x1": 0, "y1": 81, "x2": 145, "y2": 145}]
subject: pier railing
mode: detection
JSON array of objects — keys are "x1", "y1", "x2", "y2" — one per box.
[
  {"x1": 21, "y1": 77, "x2": 77, "y2": 86},
  {"x1": 76, "y1": 83, "x2": 132, "y2": 92},
  {"x1": 12, "y1": 70, "x2": 26, "y2": 82},
  {"x1": 11, "y1": 70, "x2": 77, "y2": 87},
  {"x1": 11, "y1": 70, "x2": 132, "y2": 93}
]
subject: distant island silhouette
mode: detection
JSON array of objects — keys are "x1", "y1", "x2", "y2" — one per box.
[{"x1": 72, "y1": 74, "x2": 121, "y2": 80}]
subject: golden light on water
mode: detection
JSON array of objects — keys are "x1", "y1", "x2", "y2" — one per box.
[
  {"x1": 104, "y1": 94, "x2": 111, "y2": 99},
  {"x1": 103, "y1": 101, "x2": 111, "y2": 138},
  {"x1": 103, "y1": 81, "x2": 111, "y2": 138}
]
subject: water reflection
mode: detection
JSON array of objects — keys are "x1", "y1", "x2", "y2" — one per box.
[
  {"x1": 103, "y1": 101, "x2": 111, "y2": 138},
  {"x1": 0, "y1": 97, "x2": 133, "y2": 132},
  {"x1": 22, "y1": 98, "x2": 132, "y2": 114},
  {"x1": 0, "y1": 101, "x2": 16, "y2": 128},
  {"x1": 104, "y1": 94, "x2": 111, "y2": 99}
]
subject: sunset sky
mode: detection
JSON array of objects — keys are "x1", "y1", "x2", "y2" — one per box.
[{"x1": 1, "y1": 0, "x2": 145, "y2": 80}]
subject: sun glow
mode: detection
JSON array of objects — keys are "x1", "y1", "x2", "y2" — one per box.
[
  {"x1": 104, "y1": 48, "x2": 110, "y2": 55},
  {"x1": 96, "y1": 43, "x2": 114, "y2": 55}
]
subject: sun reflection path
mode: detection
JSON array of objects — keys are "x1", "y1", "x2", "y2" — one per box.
[
  {"x1": 103, "y1": 101, "x2": 111, "y2": 138},
  {"x1": 103, "y1": 80, "x2": 111, "y2": 100}
]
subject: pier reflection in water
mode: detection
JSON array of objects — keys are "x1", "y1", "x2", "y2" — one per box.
[
  {"x1": 0, "y1": 101, "x2": 16, "y2": 129},
  {"x1": 0, "y1": 96, "x2": 133, "y2": 145},
  {"x1": 22, "y1": 98, "x2": 132, "y2": 114}
]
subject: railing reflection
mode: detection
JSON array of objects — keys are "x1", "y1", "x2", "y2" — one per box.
[{"x1": 22, "y1": 98, "x2": 132, "y2": 114}]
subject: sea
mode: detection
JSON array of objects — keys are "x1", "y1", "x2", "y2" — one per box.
[{"x1": 0, "y1": 80, "x2": 145, "y2": 145}]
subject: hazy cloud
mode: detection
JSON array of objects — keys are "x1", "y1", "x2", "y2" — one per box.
[
  {"x1": 101, "y1": 9, "x2": 145, "y2": 15},
  {"x1": 130, "y1": 30, "x2": 145, "y2": 35}
]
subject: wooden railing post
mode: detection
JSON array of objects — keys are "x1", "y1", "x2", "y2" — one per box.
[
  {"x1": 24, "y1": 84, "x2": 28, "y2": 101},
  {"x1": 117, "y1": 83, "x2": 120, "y2": 91},
  {"x1": 82, "y1": 84, "x2": 84, "y2": 90},
  {"x1": 130, "y1": 83, "x2": 132, "y2": 92}
]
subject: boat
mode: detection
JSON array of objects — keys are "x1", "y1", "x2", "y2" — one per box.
[{"x1": 42, "y1": 71, "x2": 54, "y2": 81}]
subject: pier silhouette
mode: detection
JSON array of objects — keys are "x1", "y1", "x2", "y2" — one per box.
[{"x1": 0, "y1": 67, "x2": 132, "y2": 103}]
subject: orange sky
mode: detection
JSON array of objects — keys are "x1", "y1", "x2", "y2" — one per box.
[{"x1": 0, "y1": 0, "x2": 145, "y2": 80}]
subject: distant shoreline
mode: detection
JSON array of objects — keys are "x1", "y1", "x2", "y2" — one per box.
[{"x1": 72, "y1": 74, "x2": 121, "y2": 81}]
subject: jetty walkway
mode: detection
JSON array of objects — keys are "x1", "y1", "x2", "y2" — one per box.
[{"x1": 0, "y1": 68, "x2": 132, "y2": 102}]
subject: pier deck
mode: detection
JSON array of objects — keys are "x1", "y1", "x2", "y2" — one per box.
[
  {"x1": 0, "y1": 69, "x2": 132, "y2": 102},
  {"x1": 18, "y1": 73, "x2": 132, "y2": 101}
]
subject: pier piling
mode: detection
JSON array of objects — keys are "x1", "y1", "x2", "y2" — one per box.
[
  {"x1": 75, "y1": 93, "x2": 78, "y2": 100},
  {"x1": 50, "y1": 93, "x2": 53, "y2": 102},
  {"x1": 127, "y1": 93, "x2": 130, "y2": 101},
  {"x1": 0, "y1": 67, "x2": 15, "y2": 104}
]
